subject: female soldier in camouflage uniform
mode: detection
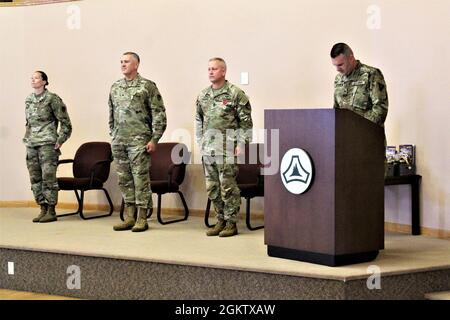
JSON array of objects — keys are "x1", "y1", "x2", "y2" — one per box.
[{"x1": 23, "y1": 71, "x2": 72, "y2": 223}]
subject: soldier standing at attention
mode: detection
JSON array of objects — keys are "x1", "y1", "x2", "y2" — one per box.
[
  {"x1": 24, "y1": 71, "x2": 72, "y2": 223},
  {"x1": 331, "y1": 43, "x2": 388, "y2": 127},
  {"x1": 196, "y1": 57, "x2": 253, "y2": 237},
  {"x1": 109, "y1": 52, "x2": 167, "y2": 232}
]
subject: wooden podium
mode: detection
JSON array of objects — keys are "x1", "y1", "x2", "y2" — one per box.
[{"x1": 264, "y1": 109, "x2": 385, "y2": 266}]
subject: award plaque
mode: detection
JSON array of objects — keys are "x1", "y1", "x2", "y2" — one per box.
[
  {"x1": 398, "y1": 144, "x2": 416, "y2": 175},
  {"x1": 385, "y1": 146, "x2": 398, "y2": 176}
]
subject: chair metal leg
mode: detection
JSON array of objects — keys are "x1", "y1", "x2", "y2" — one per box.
[
  {"x1": 178, "y1": 191, "x2": 189, "y2": 219},
  {"x1": 148, "y1": 207, "x2": 153, "y2": 219},
  {"x1": 58, "y1": 189, "x2": 114, "y2": 220},
  {"x1": 104, "y1": 188, "x2": 114, "y2": 215},
  {"x1": 204, "y1": 198, "x2": 215, "y2": 228},
  {"x1": 79, "y1": 189, "x2": 115, "y2": 220},
  {"x1": 56, "y1": 190, "x2": 81, "y2": 218},
  {"x1": 245, "y1": 197, "x2": 264, "y2": 231},
  {"x1": 157, "y1": 192, "x2": 189, "y2": 225},
  {"x1": 119, "y1": 198, "x2": 125, "y2": 221}
]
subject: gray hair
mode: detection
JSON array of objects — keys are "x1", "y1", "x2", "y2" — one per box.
[
  {"x1": 123, "y1": 52, "x2": 140, "y2": 63},
  {"x1": 209, "y1": 57, "x2": 227, "y2": 70}
]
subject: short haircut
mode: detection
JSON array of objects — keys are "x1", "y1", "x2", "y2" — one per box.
[
  {"x1": 330, "y1": 43, "x2": 353, "y2": 58},
  {"x1": 209, "y1": 57, "x2": 227, "y2": 70},
  {"x1": 36, "y1": 70, "x2": 49, "y2": 88},
  {"x1": 123, "y1": 52, "x2": 140, "y2": 63}
]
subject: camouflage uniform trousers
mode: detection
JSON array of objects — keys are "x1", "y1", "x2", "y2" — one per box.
[
  {"x1": 112, "y1": 143, "x2": 153, "y2": 209},
  {"x1": 202, "y1": 155, "x2": 241, "y2": 223},
  {"x1": 26, "y1": 144, "x2": 61, "y2": 206}
]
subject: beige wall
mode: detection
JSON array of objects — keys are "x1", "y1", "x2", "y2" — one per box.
[{"x1": 0, "y1": 0, "x2": 449, "y2": 231}]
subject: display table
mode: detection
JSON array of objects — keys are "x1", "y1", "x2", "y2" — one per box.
[{"x1": 385, "y1": 175, "x2": 422, "y2": 235}]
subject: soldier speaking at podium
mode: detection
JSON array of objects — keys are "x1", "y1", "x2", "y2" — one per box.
[{"x1": 331, "y1": 43, "x2": 388, "y2": 127}]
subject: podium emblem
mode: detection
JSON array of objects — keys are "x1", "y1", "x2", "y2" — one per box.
[{"x1": 280, "y1": 148, "x2": 314, "y2": 194}]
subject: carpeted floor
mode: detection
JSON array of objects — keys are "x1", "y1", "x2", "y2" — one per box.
[{"x1": 1, "y1": 207, "x2": 450, "y2": 281}]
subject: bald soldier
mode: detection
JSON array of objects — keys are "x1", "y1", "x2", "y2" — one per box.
[
  {"x1": 331, "y1": 43, "x2": 388, "y2": 127},
  {"x1": 196, "y1": 57, "x2": 253, "y2": 237},
  {"x1": 109, "y1": 52, "x2": 167, "y2": 232}
]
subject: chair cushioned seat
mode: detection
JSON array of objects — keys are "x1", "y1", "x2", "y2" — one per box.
[
  {"x1": 150, "y1": 180, "x2": 180, "y2": 193},
  {"x1": 55, "y1": 141, "x2": 114, "y2": 220},
  {"x1": 239, "y1": 183, "x2": 264, "y2": 198},
  {"x1": 58, "y1": 177, "x2": 104, "y2": 190}
]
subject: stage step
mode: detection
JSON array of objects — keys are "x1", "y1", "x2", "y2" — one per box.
[
  {"x1": 0, "y1": 288, "x2": 78, "y2": 300},
  {"x1": 424, "y1": 291, "x2": 450, "y2": 300}
]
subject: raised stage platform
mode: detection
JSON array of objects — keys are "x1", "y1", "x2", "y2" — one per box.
[{"x1": 1, "y1": 207, "x2": 449, "y2": 300}]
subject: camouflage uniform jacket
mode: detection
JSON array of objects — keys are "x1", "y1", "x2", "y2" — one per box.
[
  {"x1": 195, "y1": 81, "x2": 253, "y2": 156},
  {"x1": 109, "y1": 74, "x2": 167, "y2": 145},
  {"x1": 334, "y1": 61, "x2": 388, "y2": 126},
  {"x1": 23, "y1": 89, "x2": 72, "y2": 147}
]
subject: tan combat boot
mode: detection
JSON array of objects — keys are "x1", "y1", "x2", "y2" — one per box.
[
  {"x1": 113, "y1": 205, "x2": 136, "y2": 231},
  {"x1": 33, "y1": 204, "x2": 48, "y2": 223},
  {"x1": 219, "y1": 221, "x2": 238, "y2": 237},
  {"x1": 131, "y1": 207, "x2": 149, "y2": 232},
  {"x1": 39, "y1": 205, "x2": 57, "y2": 223},
  {"x1": 206, "y1": 219, "x2": 226, "y2": 236}
]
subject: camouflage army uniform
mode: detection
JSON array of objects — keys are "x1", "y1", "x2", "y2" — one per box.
[
  {"x1": 23, "y1": 90, "x2": 72, "y2": 206},
  {"x1": 109, "y1": 74, "x2": 167, "y2": 209},
  {"x1": 195, "y1": 81, "x2": 253, "y2": 223},
  {"x1": 334, "y1": 61, "x2": 388, "y2": 126},
  {"x1": 334, "y1": 60, "x2": 389, "y2": 175}
]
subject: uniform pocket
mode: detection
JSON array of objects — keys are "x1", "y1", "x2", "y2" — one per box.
[{"x1": 351, "y1": 81, "x2": 369, "y2": 110}]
